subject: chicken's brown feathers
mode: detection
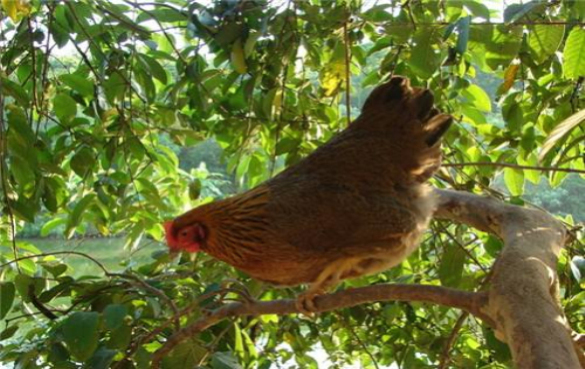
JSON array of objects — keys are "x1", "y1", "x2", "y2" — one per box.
[{"x1": 165, "y1": 76, "x2": 452, "y2": 296}]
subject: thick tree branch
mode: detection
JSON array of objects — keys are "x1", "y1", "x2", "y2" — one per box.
[
  {"x1": 151, "y1": 284, "x2": 489, "y2": 368},
  {"x1": 435, "y1": 189, "x2": 579, "y2": 369}
]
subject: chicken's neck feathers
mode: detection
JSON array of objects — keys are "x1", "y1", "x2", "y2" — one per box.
[{"x1": 199, "y1": 185, "x2": 272, "y2": 265}]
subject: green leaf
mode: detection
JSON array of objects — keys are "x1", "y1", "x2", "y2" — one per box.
[
  {"x1": 135, "y1": 66, "x2": 156, "y2": 103},
  {"x1": 550, "y1": 167, "x2": 568, "y2": 187},
  {"x1": 87, "y1": 346, "x2": 116, "y2": 369},
  {"x1": 456, "y1": 16, "x2": 471, "y2": 54},
  {"x1": 504, "y1": 1, "x2": 539, "y2": 23},
  {"x1": 0, "y1": 77, "x2": 30, "y2": 108},
  {"x1": 0, "y1": 282, "x2": 16, "y2": 319},
  {"x1": 211, "y1": 351, "x2": 243, "y2": 369},
  {"x1": 367, "y1": 36, "x2": 392, "y2": 56},
  {"x1": 14, "y1": 274, "x2": 41, "y2": 303},
  {"x1": 361, "y1": 5, "x2": 393, "y2": 22},
  {"x1": 7, "y1": 104, "x2": 35, "y2": 145},
  {"x1": 103, "y1": 304, "x2": 128, "y2": 330},
  {"x1": 0, "y1": 325, "x2": 18, "y2": 340},
  {"x1": 109, "y1": 324, "x2": 132, "y2": 350},
  {"x1": 70, "y1": 146, "x2": 96, "y2": 178},
  {"x1": 11, "y1": 198, "x2": 37, "y2": 223},
  {"x1": 504, "y1": 167, "x2": 525, "y2": 196},
  {"x1": 439, "y1": 243, "x2": 466, "y2": 288},
  {"x1": 483, "y1": 326, "x2": 512, "y2": 362},
  {"x1": 231, "y1": 39, "x2": 247, "y2": 74},
  {"x1": 53, "y1": 93, "x2": 78, "y2": 124},
  {"x1": 215, "y1": 22, "x2": 244, "y2": 46},
  {"x1": 275, "y1": 137, "x2": 301, "y2": 155},
  {"x1": 66, "y1": 194, "x2": 96, "y2": 237},
  {"x1": 135, "y1": 178, "x2": 166, "y2": 209},
  {"x1": 461, "y1": 0, "x2": 490, "y2": 20},
  {"x1": 244, "y1": 31, "x2": 261, "y2": 57},
  {"x1": 502, "y1": 98, "x2": 523, "y2": 132},
  {"x1": 528, "y1": 24, "x2": 564, "y2": 64},
  {"x1": 409, "y1": 33, "x2": 440, "y2": 79},
  {"x1": 43, "y1": 177, "x2": 68, "y2": 212},
  {"x1": 462, "y1": 84, "x2": 491, "y2": 112},
  {"x1": 41, "y1": 262, "x2": 68, "y2": 278},
  {"x1": 41, "y1": 217, "x2": 67, "y2": 236},
  {"x1": 563, "y1": 27, "x2": 585, "y2": 79},
  {"x1": 518, "y1": 154, "x2": 540, "y2": 184},
  {"x1": 162, "y1": 338, "x2": 207, "y2": 368},
  {"x1": 60, "y1": 74, "x2": 94, "y2": 97},
  {"x1": 138, "y1": 54, "x2": 168, "y2": 84},
  {"x1": 47, "y1": 342, "x2": 71, "y2": 364},
  {"x1": 61, "y1": 312, "x2": 100, "y2": 361},
  {"x1": 485, "y1": 235, "x2": 503, "y2": 258},
  {"x1": 10, "y1": 155, "x2": 35, "y2": 187},
  {"x1": 236, "y1": 155, "x2": 251, "y2": 181},
  {"x1": 39, "y1": 281, "x2": 73, "y2": 303},
  {"x1": 485, "y1": 25, "x2": 522, "y2": 70},
  {"x1": 189, "y1": 179, "x2": 202, "y2": 200},
  {"x1": 137, "y1": 7, "x2": 186, "y2": 23},
  {"x1": 103, "y1": 73, "x2": 127, "y2": 104}
]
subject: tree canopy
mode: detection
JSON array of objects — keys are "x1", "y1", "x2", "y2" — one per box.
[{"x1": 0, "y1": 1, "x2": 583, "y2": 368}]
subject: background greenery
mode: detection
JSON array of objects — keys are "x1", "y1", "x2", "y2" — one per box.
[{"x1": 0, "y1": 0, "x2": 583, "y2": 368}]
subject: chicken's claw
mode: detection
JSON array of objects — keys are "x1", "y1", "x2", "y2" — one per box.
[{"x1": 295, "y1": 291, "x2": 322, "y2": 316}]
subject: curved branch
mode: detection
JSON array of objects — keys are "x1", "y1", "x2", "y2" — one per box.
[
  {"x1": 435, "y1": 189, "x2": 579, "y2": 369},
  {"x1": 151, "y1": 284, "x2": 490, "y2": 368}
]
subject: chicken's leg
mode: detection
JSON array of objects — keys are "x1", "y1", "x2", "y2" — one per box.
[{"x1": 296, "y1": 257, "x2": 362, "y2": 314}]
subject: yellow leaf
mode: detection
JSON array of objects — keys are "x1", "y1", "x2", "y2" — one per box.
[
  {"x1": 1, "y1": 0, "x2": 31, "y2": 22},
  {"x1": 231, "y1": 39, "x2": 247, "y2": 74},
  {"x1": 320, "y1": 60, "x2": 346, "y2": 97},
  {"x1": 273, "y1": 88, "x2": 282, "y2": 113},
  {"x1": 498, "y1": 63, "x2": 519, "y2": 95}
]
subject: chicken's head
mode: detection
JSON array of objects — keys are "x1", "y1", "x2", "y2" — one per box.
[{"x1": 164, "y1": 221, "x2": 207, "y2": 253}]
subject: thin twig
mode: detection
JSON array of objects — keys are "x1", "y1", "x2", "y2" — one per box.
[
  {"x1": 337, "y1": 311, "x2": 380, "y2": 369},
  {"x1": 120, "y1": 0, "x2": 184, "y2": 63},
  {"x1": 65, "y1": 2, "x2": 146, "y2": 103},
  {"x1": 443, "y1": 162, "x2": 585, "y2": 174},
  {"x1": 438, "y1": 311, "x2": 469, "y2": 369},
  {"x1": 0, "y1": 251, "x2": 110, "y2": 275},
  {"x1": 113, "y1": 287, "x2": 247, "y2": 368},
  {"x1": 343, "y1": 17, "x2": 352, "y2": 127},
  {"x1": 110, "y1": 272, "x2": 181, "y2": 330},
  {"x1": 0, "y1": 89, "x2": 19, "y2": 271},
  {"x1": 435, "y1": 223, "x2": 489, "y2": 274}
]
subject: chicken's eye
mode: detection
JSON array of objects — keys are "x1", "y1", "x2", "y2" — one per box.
[{"x1": 180, "y1": 231, "x2": 188, "y2": 237}]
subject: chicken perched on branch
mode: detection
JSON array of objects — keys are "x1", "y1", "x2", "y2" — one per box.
[{"x1": 164, "y1": 77, "x2": 452, "y2": 312}]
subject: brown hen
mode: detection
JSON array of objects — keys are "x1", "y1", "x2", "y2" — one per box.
[{"x1": 165, "y1": 76, "x2": 452, "y2": 311}]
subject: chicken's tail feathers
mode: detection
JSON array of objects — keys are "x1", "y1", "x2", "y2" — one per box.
[
  {"x1": 423, "y1": 111, "x2": 452, "y2": 148},
  {"x1": 362, "y1": 76, "x2": 452, "y2": 141},
  {"x1": 359, "y1": 76, "x2": 453, "y2": 183}
]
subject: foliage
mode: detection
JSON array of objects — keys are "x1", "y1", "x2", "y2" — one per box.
[{"x1": 0, "y1": 1, "x2": 583, "y2": 368}]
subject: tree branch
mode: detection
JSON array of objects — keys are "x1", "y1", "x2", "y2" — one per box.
[
  {"x1": 434, "y1": 189, "x2": 580, "y2": 368},
  {"x1": 151, "y1": 284, "x2": 490, "y2": 368}
]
